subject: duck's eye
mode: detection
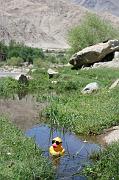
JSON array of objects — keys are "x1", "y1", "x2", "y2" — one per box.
[
  {"x1": 52, "y1": 140, "x2": 56, "y2": 144},
  {"x1": 56, "y1": 141, "x2": 62, "y2": 145},
  {"x1": 52, "y1": 140, "x2": 62, "y2": 145}
]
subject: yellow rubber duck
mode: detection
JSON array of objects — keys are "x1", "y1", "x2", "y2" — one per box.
[{"x1": 49, "y1": 137, "x2": 65, "y2": 156}]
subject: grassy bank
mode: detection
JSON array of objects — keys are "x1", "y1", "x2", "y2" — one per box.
[
  {"x1": 42, "y1": 67, "x2": 119, "y2": 135},
  {"x1": 0, "y1": 67, "x2": 119, "y2": 135},
  {"x1": 83, "y1": 142, "x2": 119, "y2": 179},
  {"x1": 0, "y1": 117, "x2": 55, "y2": 180}
]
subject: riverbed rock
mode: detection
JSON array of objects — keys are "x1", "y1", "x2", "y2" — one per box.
[
  {"x1": 81, "y1": 82, "x2": 99, "y2": 94},
  {"x1": 70, "y1": 39, "x2": 119, "y2": 68}
]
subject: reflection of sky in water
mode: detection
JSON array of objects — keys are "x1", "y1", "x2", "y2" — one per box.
[{"x1": 25, "y1": 124, "x2": 101, "y2": 180}]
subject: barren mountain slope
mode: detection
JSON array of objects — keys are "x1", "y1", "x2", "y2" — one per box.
[
  {"x1": 0, "y1": 0, "x2": 88, "y2": 49},
  {"x1": 0, "y1": 0, "x2": 119, "y2": 49},
  {"x1": 73, "y1": 0, "x2": 119, "y2": 17}
]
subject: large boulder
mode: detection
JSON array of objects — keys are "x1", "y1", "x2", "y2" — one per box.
[{"x1": 70, "y1": 40, "x2": 119, "y2": 68}]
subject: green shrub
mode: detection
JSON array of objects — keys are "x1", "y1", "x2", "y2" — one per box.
[
  {"x1": 0, "y1": 40, "x2": 44, "y2": 63},
  {"x1": 33, "y1": 58, "x2": 48, "y2": 68},
  {"x1": 0, "y1": 77, "x2": 18, "y2": 98},
  {"x1": 0, "y1": 41, "x2": 8, "y2": 54},
  {"x1": 7, "y1": 57, "x2": 24, "y2": 66},
  {"x1": 68, "y1": 13, "x2": 119, "y2": 54},
  {"x1": 46, "y1": 54, "x2": 57, "y2": 64}
]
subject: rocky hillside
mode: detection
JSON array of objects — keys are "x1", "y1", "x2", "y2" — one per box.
[
  {"x1": 73, "y1": 0, "x2": 119, "y2": 17},
  {"x1": 0, "y1": 0, "x2": 119, "y2": 49}
]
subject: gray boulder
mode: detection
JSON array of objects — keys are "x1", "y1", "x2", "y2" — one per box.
[
  {"x1": 81, "y1": 82, "x2": 99, "y2": 94},
  {"x1": 70, "y1": 40, "x2": 119, "y2": 68}
]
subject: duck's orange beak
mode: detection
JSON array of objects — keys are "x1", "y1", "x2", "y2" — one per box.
[{"x1": 52, "y1": 143, "x2": 57, "y2": 148}]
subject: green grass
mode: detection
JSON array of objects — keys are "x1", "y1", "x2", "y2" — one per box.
[
  {"x1": 0, "y1": 77, "x2": 19, "y2": 98},
  {"x1": 41, "y1": 67, "x2": 119, "y2": 135},
  {"x1": 44, "y1": 87, "x2": 119, "y2": 135},
  {"x1": 0, "y1": 67, "x2": 119, "y2": 135},
  {"x1": 0, "y1": 117, "x2": 55, "y2": 180},
  {"x1": 83, "y1": 142, "x2": 119, "y2": 179},
  {"x1": 0, "y1": 63, "x2": 119, "y2": 179}
]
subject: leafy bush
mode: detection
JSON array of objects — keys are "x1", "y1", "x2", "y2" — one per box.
[
  {"x1": 33, "y1": 58, "x2": 49, "y2": 68},
  {"x1": 0, "y1": 41, "x2": 8, "y2": 54},
  {"x1": 0, "y1": 40, "x2": 45, "y2": 63},
  {"x1": 7, "y1": 57, "x2": 24, "y2": 66},
  {"x1": 68, "y1": 13, "x2": 119, "y2": 54},
  {"x1": 0, "y1": 77, "x2": 18, "y2": 98},
  {"x1": 46, "y1": 54, "x2": 57, "y2": 64}
]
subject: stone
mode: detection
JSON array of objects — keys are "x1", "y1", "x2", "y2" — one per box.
[
  {"x1": 47, "y1": 68, "x2": 58, "y2": 79},
  {"x1": 18, "y1": 74, "x2": 29, "y2": 85},
  {"x1": 70, "y1": 39, "x2": 119, "y2": 68},
  {"x1": 114, "y1": 51, "x2": 119, "y2": 60},
  {"x1": 109, "y1": 79, "x2": 119, "y2": 89},
  {"x1": 104, "y1": 127, "x2": 119, "y2": 144},
  {"x1": 92, "y1": 61, "x2": 119, "y2": 69},
  {"x1": 81, "y1": 82, "x2": 99, "y2": 94}
]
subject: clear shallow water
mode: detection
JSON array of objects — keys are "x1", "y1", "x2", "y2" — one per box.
[{"x1": 25, "y1": 124, "x2": 101, "y2": 180}]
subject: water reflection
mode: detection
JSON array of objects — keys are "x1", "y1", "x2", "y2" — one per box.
[
  {"x1": 26, "y1": 124, "x2": 101, "y2": 180},
  {"x1": 17, "y1": 89, "x2": 28, "y2": 100}
]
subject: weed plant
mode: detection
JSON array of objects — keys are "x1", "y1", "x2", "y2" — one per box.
[
  {"x1": 42, "y1": 67, "x2": 119, "y2": 135},
  {"x1": 0, "y1": 77, "x2": 19, "y2": 98},
  {"x1": 83, "y1": 141, "x2": 119, "y2": 179},
  {"x1": 0, "y1": 67, "x2": 119, "y2": 135},
  {"x1": 0, "y1": 117, "x2": 55, "y2": 179}
]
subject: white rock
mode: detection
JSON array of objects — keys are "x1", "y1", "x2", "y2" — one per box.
[
  {"x1": 114, "y1": 51, "x2": 119, "y2": 59},
  {"x1": 109, "y1": 79, "x2": 119, "y2": 89},
  {"x1": 51, "y1": 80, "x2": 57, "y2": 84},
  {"x1": 81, "y1": 82, "x2": 99, "y2": 94},
  {"x1": 47, "y1": 68, "x2": 58, "y2": 75}
]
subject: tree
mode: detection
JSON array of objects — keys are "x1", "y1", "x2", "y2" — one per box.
[{"x1": 68, "y1": 13, "x2": 119, "y2": 54}]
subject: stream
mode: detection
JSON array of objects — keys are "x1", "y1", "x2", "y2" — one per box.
[
  {"x1": 0, "y1": 70, "x2": 101, "y2": 179},
  {"x1": 26, "y1": 124, "x2": 101, "y2": 180}
]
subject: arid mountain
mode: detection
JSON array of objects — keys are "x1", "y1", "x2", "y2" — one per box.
[
  {"x1": 73, "y1": 0, "x2": 119, "y2": 17},
  {"x1": 0, "y1": 0, "x2": 119, "y2": 49}
]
